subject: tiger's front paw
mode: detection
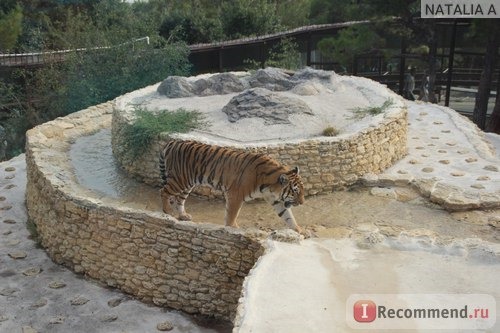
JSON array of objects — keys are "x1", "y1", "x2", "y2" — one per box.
[
  {"x1": 225, "y1": 222, "x2": 240, "y2": 229},
  {"x1": 296, "y1": 227, "x2": 314, "y2": 239},
  {"x1": 178, "y1": 213, "x2": 192, "y2": 221}
]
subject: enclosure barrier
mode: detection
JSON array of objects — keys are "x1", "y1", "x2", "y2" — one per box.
[{"x1": 25, "y1": 102, "x2": 265, "y2": 321}]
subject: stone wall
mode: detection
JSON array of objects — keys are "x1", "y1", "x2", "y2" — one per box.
[
  {"x1": 112, "y1": 106, "x2": 408, "y2": 196},
  {"x1": 25, "y1": 102, "x2": 265, "y2": 321}
]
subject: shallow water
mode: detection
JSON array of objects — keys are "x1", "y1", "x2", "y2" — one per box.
[{"x1": 70, "y1": 129, "x2": 150, "y2": 199}]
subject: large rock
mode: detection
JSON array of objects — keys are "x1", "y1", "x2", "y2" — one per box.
[
  {"x1": 158, "y1": 73, "x2": 246, "y2": 98},
  {"x1": 158, "y1": 68, "x2": 337, "y2": 98},
  {"x1": 248, "y1": 67, "x2": 295, "y2": 91},
  {"x1": 193, "y1": 73, "x2": 246, "y2": 96},
  {"x1": 292, "y1": 67, "x2": 333, "y2": 83},
  {"x1": 157, "y1": 76, "x2": 194, "y2": 98},
  {"x1": 222, "y1": 88, "x2": 313, "y2": 124}
]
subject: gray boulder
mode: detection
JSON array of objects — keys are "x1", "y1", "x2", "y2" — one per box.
[
  {"x1": 158, "y1": 73, "x2": 246, "y2": 98},
  {"x1": 157, "y1": 76, "x2": 194, "y2": 98},
  {"x1": 292, "y1": 67, "x2": 333, "y2": 83},
  {"x1": 194, "y1": 73, "x2": 246, "y2": 96},
  {"x1": 157, "y1": 68, "x2": 337, "y2": 99},
  {"x1": 248, "y1": 68, "x2": 295, "y2": 91},
  {"x1": 222, "y1": 88, "x2": 313, "y2": 125}
]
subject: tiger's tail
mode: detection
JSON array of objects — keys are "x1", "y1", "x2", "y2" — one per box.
[{"x1": 159, "y1": 144, "x2": 168, "y2": 188}]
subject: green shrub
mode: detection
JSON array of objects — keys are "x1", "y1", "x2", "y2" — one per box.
[
  {"x1": 322, "y1": 126, "x2": 339, "y2": 136},
  {"x1": 349, "y1": 98, "x2": 394, "y2": 120},
  {"x1": 123, "y1": 108, "x2": 208, "y2": 158}
]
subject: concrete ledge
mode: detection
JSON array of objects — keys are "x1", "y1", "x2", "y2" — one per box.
[{"x1": 25, "y1": 102, "x2": 265, "y2": 321}]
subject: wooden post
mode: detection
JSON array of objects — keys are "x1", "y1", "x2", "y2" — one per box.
[
  {"x1": 306, "y1": 32, "x2": 311, "y2": 67},
  {"x1": 260, "y1": 41, "x2": 266, "y2": 69},
  {"x1": 218, "y1": 47, "x2": 223, "y2": 72}
]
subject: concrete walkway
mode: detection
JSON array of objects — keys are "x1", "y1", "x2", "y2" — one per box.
[
  {"x1": 0, "y1": 155, "x2": 223, "y2": 333},
  {"x1": 235, "y1": 235, "x2": 500, "y2": 332}
]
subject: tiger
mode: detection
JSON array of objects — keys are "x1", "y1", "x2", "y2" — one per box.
[{"x1": 159, "y1": 140, "x2": 305, "y2": 233}]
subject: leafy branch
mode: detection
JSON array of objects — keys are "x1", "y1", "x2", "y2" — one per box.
[
  {"x1": 348, "y1": 98, "x2": 394, "y2": 120},
  {"x1": 122, "y1": 108, "x2": 208, "y2": 158}
]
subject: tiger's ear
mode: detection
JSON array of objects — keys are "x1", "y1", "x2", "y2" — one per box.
[
  {"x1": 292, "y1": 166, "x2": 299, "y2": 175},
  {"x1": 279, "y1": 174, "x2": 289, "y2": 185}
]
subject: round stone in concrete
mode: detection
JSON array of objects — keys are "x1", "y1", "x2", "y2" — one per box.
[
  {"x1": 8, "y1": 251, "x2": 27, "y2": 259},
  {"x1": 157, "y1": 320, "x2": 174, "y2": 331},
  {"x1": 48, "y1": 281, "x2": 66, "y2": 289},
  {"x1": 23, "y1": 267, "x2": 42, "y2": 276},
  {"x1": 0, "y1": 287, "x2": 20, "y2": 296},
  {"x1": 70, "y1": 295, "x2": 90, "y2": 306}
]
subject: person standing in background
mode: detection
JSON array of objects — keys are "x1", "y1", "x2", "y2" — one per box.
[
  {"x1": 403, "y1": 67, "x2": 416, "y2": 100},
  {"x1": 419, "y1": 70, "x2": 430, "y2": 102}
]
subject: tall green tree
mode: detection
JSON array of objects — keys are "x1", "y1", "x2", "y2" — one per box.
[
  {"x1": 29, "y1": 5, "x2": 191, "y2": 120},
  {"x1": 317, "y1": 24, "x2": 385, "y2": 72},
  {"x1": 0, "y1": 1, "x2": 23, "y2": 51},
  {"x1": 220, "y1": 0, "x2": 281, "y2": 39},
  {"x1": 276, "y1": 0, "x2": 312, "y2": 28},
  {"x1": 309, "y1": 0, "x2": 372, "y2": 24},
  {"x1": 159, "y1": 11, "x2": 223, "y2": 44}
]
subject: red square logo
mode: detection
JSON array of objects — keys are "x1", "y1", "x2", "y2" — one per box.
[{"x1": 353, "y1": 300, "x2": 377, "y2": 322}]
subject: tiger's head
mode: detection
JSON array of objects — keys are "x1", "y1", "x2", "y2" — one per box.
[{"x1": 277, "y1": 167, "x2": 305, "y2": 208}]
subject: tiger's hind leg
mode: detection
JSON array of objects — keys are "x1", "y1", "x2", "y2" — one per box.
[
  {"x1": 160, "y1": 181, "x2": 193, "y2": 221},
  {"x1": 173, "y1": 188, "x2": 194, "y2": 221},
  {"x1": 160, "y1": 187, "x2": 175, "y2": 215}
]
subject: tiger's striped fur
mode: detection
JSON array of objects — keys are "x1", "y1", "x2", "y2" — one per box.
[{"x1": 159, "y1": 140, "x2": 305, "y2": 233}]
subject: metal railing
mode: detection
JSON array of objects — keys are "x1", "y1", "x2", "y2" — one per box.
[{"x1": 0, "y1": 37, "x2": 150, "y2": 67}]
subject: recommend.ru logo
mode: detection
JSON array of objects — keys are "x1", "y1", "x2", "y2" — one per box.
[{"x1": 347, "y1": 294, "x2": 496, "y2": 330}]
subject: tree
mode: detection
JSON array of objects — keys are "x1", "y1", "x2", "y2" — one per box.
[
  {"x1": 309, "y1": 0, "x2": 369, "y2": 24},
  {"x1": 159, "y1": 11, "x2": 223, "y2": 44},
  {"x1": 472, "y1": 19, "x2": 500, "y2": 130},
  {"x1": 220, "y1": 0, "x2": 281, "y2": 39},
  {"x1": 276, "y1": 0, "x2": 312, "y2": 28},
  {"x1": 487, "y1": 76, "x2": 500, "y2": 133},
  {"x1": 244, "y1": 37, "x2": 302, "y2": 70},
  {"x1": 0, "y1": 1, "x2": 23, "y2": 51},
  {"x1": 0, "y1": 77, "x2": 29, "y2": 160},
  {"x1": 416, "y1": 19, "x2": 439, "y2": 103},
  {"x1": 317, "y1": 24, "x2": 385, "y2": 72},
  {"x1": 17, "y1": 1, "x2": 191, "y2": 127}
]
